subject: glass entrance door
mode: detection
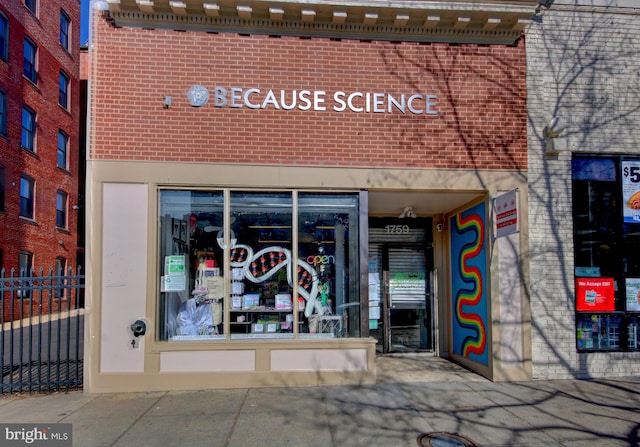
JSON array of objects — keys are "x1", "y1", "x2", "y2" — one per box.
[
  {"x1": 383, "y1": 248, "x2": 432, "y2": 352},
  {"x1": 368, "y1": 217, "x2": 434, "y2": 353}
]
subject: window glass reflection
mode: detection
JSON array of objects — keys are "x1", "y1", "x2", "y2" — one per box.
[
  {"x1": 229, "y1": 192, "x2": 294, "y2": 339},
  {"x1": 159, "y1": 190, "x2": 225, "y2": 341},
  {"x1": 298, "y1": 193, "x2": 360, "y2": 338}
]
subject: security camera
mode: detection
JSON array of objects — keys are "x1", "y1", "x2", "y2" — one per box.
[{"x1": 130, "y1": 319, "x2": 147, "y2": 337}]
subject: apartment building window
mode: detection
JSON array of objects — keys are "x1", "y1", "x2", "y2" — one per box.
[
  {"x1": 54, "y1": 257, "x2": 67, "y2": 299},
  {"x1": 55, "y1": 257, "x2": 66, "y2": 275},
  {"x1": 19, "y1": 252, "x2": 32, "y2": 275},
  {"x1": 60, "y1": 10, "x2": 70, "y2": 51},
  {"x1": 57, "y1": 130, "x2": 68, "y2": 169},
  {"x1": 0, "y1": 11, "x2": 8, "y2": 62},
  {"x1": 0, "y1": 165, "x2": 5, "y2": 212},
  {"x1": 56, "y1": 190, "x2": 67, "y2": 229},
  {"x1": 0, "y1": 90, "x2": 6, "y2": 137},
  {"x1": 19, "y1": 251, "x2": 33, "y2": 299},
  {"x1": 21, "y1": 106, "x2": 36, "y2": 151},
  {"x1": 59, "y1": 70, "x2": 69, "y2": 110},
  {"x1": 25, "y1": 0, "x2": 37, "y2": 15},
  {"x1": 23, "y1": 37, "x2": 37, "y2": 84},
  {"x1": 20, "y1": 175, "x2": 34, "y2": 219}
]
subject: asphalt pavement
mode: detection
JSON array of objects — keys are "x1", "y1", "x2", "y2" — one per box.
[{"x1": 0, "y1": 355, "x2": 638, "y2": 447}]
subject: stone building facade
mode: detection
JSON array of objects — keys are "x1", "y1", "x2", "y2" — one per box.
[{"x1": 526, "y1": 0, "x2": 640, "y2": 379}]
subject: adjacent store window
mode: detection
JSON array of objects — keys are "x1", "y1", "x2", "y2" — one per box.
[
  {"x1": 157, "y1": 189, "x2": 360, "y2": 341},
  {"x1": 23, "y1": 37, "x2": 37, "y2": 84},
  {"x1": 572, "y1": 155, "x2": 640, "y2": 352},
  {"x1": 60, "y1": 10, "x2": 70, "y2": 51}
]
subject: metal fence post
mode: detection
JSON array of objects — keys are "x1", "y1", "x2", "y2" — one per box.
[{"x1": 1, "y1": 266, "x2": 85, "y2": 394}]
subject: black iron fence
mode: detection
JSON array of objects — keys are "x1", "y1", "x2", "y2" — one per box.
[{"x1": 1, "y1": 267, "x2": 84, "y2": 394}]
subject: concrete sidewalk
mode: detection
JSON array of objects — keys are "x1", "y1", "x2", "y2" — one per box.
[{"x1": 1, "y1": 356, "x2": 639, "y2": 447}]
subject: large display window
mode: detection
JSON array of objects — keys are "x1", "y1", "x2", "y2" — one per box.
[
  {"x1": 298, "y1": 192, "x2": 360, "y2": 338},
  {"x1": 157, "y1": 189, "x2": 360, "y2": 341},
  {"x1": 158, "y1": 190, "x2": 226, "y2": 341},
  {"x1": 572, "y1": 155, "x2": 640, "y2": 351}
]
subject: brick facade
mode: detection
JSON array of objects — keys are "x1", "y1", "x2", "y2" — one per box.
[
  {"x1": 0, "y1": 0, "x2": 81, "y2": 318},
  {"x1": 90, "y1": 16, "x2": 527, "y2": 171}
]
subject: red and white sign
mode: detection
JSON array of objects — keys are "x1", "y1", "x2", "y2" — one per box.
[
  {"x1": 495, "y1": 189, "x2": 519, "y2": 238},
  {"x1": 576, "y1": 278, "x2": 615, "y2": 312}
]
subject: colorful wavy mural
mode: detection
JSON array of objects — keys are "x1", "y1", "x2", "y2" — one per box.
[{"x1": 450, "y1": 202, "x2": 489, "y2": 366}]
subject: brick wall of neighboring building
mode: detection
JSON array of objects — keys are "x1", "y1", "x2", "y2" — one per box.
[
  {"x1": 0, "y1": 0, "x2": 81, "y2": 318},
  {"x1": 526, "y1": 3, "x2": 640, "y2": 379},
  {"x1": 90, "y1": 16, "x2": 527, "y2": 171}
]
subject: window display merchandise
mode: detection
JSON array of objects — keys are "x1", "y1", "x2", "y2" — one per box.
[{"x1": 158, "y1": 190, "x2": 360, "y2": 341}]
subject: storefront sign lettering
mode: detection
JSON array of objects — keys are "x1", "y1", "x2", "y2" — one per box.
[
  {"x1": 622, "y1": 161, "x2": 640, "y2": 223},
  {"x1": 575, "y1": 277, "x2": 615, "y2": 312},
  {"x1": 495, "y1": 189, "x2": 519, "y2": 238},
  {"x1": 188, "y1": 85, "x2": 438, "y2": 115}
]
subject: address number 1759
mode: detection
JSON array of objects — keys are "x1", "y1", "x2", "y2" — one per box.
[{"x1": 385, "y1": 225, "x2": 410, "y2": 234}]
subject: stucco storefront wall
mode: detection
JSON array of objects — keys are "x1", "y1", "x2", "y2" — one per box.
[
  {"x1": 86, "y1": 8, "x2": 530, "y2": 392},
  {"x1": 526, "y1": 1, "x2": 640, "y2": 380}
]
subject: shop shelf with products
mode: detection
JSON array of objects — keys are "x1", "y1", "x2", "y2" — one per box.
[
  {"x1": 230, "y1": 267, "x2": 245, "y2": 312},
  {"x1": 230, "y1": 271, "x2": 296, "y2": 337},
  {"x1": 576, "y1": 313, "x2": 624, "y2": 351},
  {"x1": 230, "y1": 309, "x2": 296, "y2": 338}
]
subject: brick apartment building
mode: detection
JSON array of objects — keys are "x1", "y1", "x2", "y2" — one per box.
[
  {"x1": 85, "y1": 0, "x2": 536, "y2": 393},
  {"x1": 0, "y1": 0, "x2": 81, "y2": 318}
]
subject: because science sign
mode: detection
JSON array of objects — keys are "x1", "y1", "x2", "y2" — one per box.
[{"x1": 186, "y1": 85, "x2": 438, "y2": 115}]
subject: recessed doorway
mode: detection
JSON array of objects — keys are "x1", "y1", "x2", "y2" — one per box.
[{"x1": 369, "y1": 217, "x2": 435, "y2": 353}]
